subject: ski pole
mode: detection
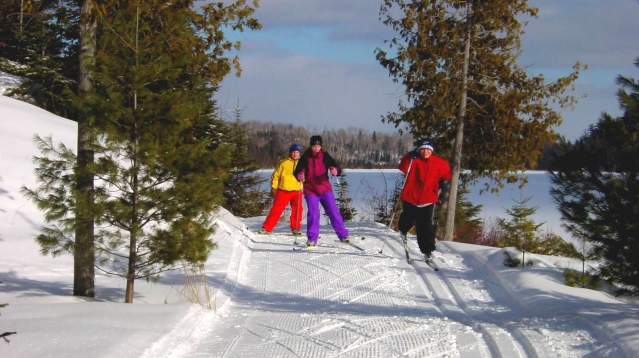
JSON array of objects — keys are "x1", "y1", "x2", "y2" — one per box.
[{"x1": 378, "y1": 157, "x2": 413, "y2": 254}]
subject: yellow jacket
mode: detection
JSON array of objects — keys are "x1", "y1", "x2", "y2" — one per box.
[{"x1": 271, "y1": 158, "x2": 303, "y2": 191}]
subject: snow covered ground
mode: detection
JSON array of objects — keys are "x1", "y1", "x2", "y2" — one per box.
[
  {"x1": 2, "y1": 95, "x2": 638, "y2": 357},
  {"x1": 143, "y1": 220, "x2": 639, "y2": 358}
]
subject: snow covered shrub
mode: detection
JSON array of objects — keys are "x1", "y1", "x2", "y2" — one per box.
[
  {"x1": 503, "y1": 251, "x2": 521, "y2": 267},
  {"x1": 495, "y1": 198, "x2": 578, "y2": 265},
  {"x1": 564, "y1": 269, "x2": 600, "y2": 290},
  {"x1": 503, "y1": 249, "x2": 534, "y2": 268}
]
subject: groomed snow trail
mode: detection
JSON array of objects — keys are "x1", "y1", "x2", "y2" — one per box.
[
  {"x1": 161, "y1": 220, "x2": 629, "y2": 358},
  {"x1": 179, "y1": 222, "x2": 490, "y2": 358}
]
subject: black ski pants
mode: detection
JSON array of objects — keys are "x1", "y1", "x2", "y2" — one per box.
[{"x1": 398, "y1": 201, "x2": 436, "y2": 255}]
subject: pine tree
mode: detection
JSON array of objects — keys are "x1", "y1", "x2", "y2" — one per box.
[
  {"x1": 0, "y1": 0, "x2": 80, "y2": 117},
  {"x1": 334, "y1": 173, "x2": 356, "y2": 222},
  {"x1": 376, "y1": 0, "x2": 582, "y2": 241},
  {"x1": 551, "y1": 58, "x2": 639, "y2": 293},
  {"x1": 437, "y1": 185, "x2": 483, "y2": 243},
  {"x1": 497, "y1": 197, "x2": 543, "y2": 267},
  {"x1": 222, "y1": 102, "x2": 268, "y2": 217},
  {"x1": 23, "y1": 0, "x2": 261, "y2": 303}
]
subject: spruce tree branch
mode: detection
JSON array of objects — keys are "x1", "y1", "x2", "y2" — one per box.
[
  {"x1": 134, "y1": 259, "x2": 160, "y2": 270},
  {"x1": 94, "y1": 174, "x2": 131, "y2": 194},
  {"x1": 142, "y1": 176, "x2": 173, "y2": 191},
  {"x1": 135, "y1": 266, "x2": 182, "y2": 279},
  {"x1": 94, "y1": 5, "x2": 136, "y2": 51},
  {"x1": 139, "y1": 210, "x2": 161, "y2": 228},
  {"x1": 466, "y1": 96, "x2": 487, "y2": 113},
  {"x1": 95, "y1": 245, "x2": 129, "y2": 260},
  {"x1": 94, "y1": 265, "x2": 126, "y2": 278},
  {"x1": 103, "y1": 216, "x2": 131, "y2": 231},
  {"x1": 136, "y1": 250, "x2": 152, "y2": 258}
]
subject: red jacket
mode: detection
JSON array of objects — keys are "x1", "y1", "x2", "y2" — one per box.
[{"x1": 399, "y1": 152, "x2": 452, "y2": 206}]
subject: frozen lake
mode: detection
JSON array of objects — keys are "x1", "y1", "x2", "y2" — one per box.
[{"x1": 256, "y1": 169, "x2": 571, "y2": 242}]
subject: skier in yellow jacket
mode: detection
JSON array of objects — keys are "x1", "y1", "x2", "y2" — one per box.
[{"x1": 258, "y1": 144, "x2": 304, "y2": 235}]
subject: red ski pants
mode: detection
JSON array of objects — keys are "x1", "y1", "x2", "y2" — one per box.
[{"x1": 262, "y1": 189, "x2": 303, "y2": 232}]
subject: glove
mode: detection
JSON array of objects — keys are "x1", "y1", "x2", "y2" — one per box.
[
  {"x1": 296, "y1": 172, "x2": 305, "y2": 182},
  {"x1": 329, "y1": 167, "x2": 338, "y2": 176},
  {"x1": 409, "y1": 150, "x2": 418, "y2": 159},
  {"x1": 271, "y1": 188, "x2": 277, "y2": 197},
  {"x1": 437, "y1": 192, "x2": 449, "y2": 206},
  {"x1": 437, "y1": 180, "x2": 450, "y2": 205}
]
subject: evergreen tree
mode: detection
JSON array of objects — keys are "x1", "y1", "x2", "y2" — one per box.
[
  {"x1": 0, "y1": 0, "x2": 80, "y2": 117},
  {"x1": 334, "y1": 173, "x2": 356, "y2": 222},
  {"x1": 23, "y1": 0, "x2": 261, "y2": 303},
  {"x1": 497, "y1": 197, "x2": 543, "y2": 266},
  {"x1": 376, "y1": 0, "x2": 582, "y2": 241},
  {"x1": 223, "y1": 102, "x2": 268, "y2": 217},
  {"x1": 551, "y1": 58, "x2": 639, "y2": 293},
  {"x1": 375, "y1": 176, "x2": 402, "y2": 229},
  {"x1": 437, "y1": 185, "x2": 483, "y2": 243}
]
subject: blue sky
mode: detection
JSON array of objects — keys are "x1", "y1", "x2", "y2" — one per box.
[{"x1": 217, "y1": 0, "x2": 639, "y2": 140}]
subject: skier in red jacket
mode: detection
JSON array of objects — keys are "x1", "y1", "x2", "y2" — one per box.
[{"x1": 398, "y1": 139, "x2": 452, "y2": 261}]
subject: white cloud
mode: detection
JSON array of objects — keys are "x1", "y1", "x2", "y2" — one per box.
[
  {"x1": 522, "y1": 0, "x2": 639, "y2": 68},
  {"x1": 217, "y1": 51, "x2": 403, "y2": 131},
  {"x1": 217, "y1": 0, "x2": 639, "y2": 139}
]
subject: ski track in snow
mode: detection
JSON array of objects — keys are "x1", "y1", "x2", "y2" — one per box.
[
  {"x1": 182, "y1": 228, "x2": 468, "y2": 358},
  {"x1": 432, "y1": 241, "x2": 625, "y2": 358},
  {"x1": 149, "y1": 222, "x2": 630, "y2": 358}
]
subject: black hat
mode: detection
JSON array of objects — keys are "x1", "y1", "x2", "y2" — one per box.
[
  {"x1": 414, "y1": 138, "x2": 434, "y2": 151},
  {"x1": 417, "y1": 139, "x2": 434, "y2": 151},
  {"x1": 310, "y1": 135, "x2": 323, "y2": 146}
]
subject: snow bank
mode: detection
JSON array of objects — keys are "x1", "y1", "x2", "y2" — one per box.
[
  {"x1": 0, "y1": 95, "x2": 77, "y2": 272},
  {"x1": 447, "y1": 241, "x2": 639, "y2": 356}
]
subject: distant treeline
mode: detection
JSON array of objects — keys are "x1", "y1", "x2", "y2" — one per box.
[
  {"x1": 243, "y1": 121, "x2": 414, "y2": 168},
  {"x1": 241, "y1": 120, "x2": 565, "y2": 170}
]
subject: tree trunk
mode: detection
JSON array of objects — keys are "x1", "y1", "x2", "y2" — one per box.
[
  {"x1": 19, "y1": 0, "x2": 24, "y2": 36},
  {"x1": 74, "y1": 0, "x2": 97, "y2": 297},
  {"x1": 125, "y1": 3, "x2": 141, "y2": 304},
  {"x1": 125, "y1": 227, "x2": 137, "y2": 303},
  {"x1": 444, "y1": 4, "x2": 472, "y2": 242}
]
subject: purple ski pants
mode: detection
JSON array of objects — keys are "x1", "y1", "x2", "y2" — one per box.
[{"x1": 305, "y1": 190, "x2": 349, "y2": 242}]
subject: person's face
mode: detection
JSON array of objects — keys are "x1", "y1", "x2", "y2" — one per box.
[
  {"x1": 311, "y1": 144, "x2": 322, "y2": 153},
  {"x1": 419, "y1": 148, "x2": 433, "y2": 159},
  {"x1": 290, "y1": 150, "x2": 301, "y2": 160}
]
